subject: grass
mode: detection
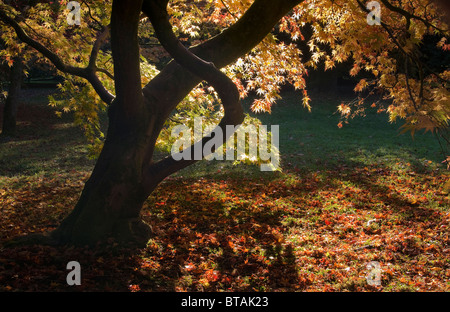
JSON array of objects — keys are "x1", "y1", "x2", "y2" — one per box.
[
  {"x1": 0, "y1": 89, "x2": 449, "y2": 292},
  {"x1": 175, "y1": 91, "x2": 446, "y2": 180},
  {"x1": 0, "y1": 88, "x2": 95, "y2": 187},
  {"x1": 257, "y1": 91, "x2": 445, "y2": 169}
]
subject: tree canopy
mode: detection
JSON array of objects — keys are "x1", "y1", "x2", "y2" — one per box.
[{"x1": 1, "y1": 1, "x2": 449, "y2": 145}]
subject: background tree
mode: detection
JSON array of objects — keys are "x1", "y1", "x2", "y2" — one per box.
[
  {"x1": 0, "y1": 0, "x2": 448, "y2": 246},
  {"x1": 0, "y1": 55, "x2": 22, "y2": 137}
]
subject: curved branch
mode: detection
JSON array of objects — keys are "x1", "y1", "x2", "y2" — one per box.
[
  {"x1": 88, "y1": 24, "x2": 111, "y2": 70},
  {"x1": 0, "y1": 8, "x2": 84, "y2": 75},
  {"x1": 0, "y1": 7, "x2": 114, "y2": 105},
  {"x1": 81, "y1": 0, "x2": 105, "y2": 31},
  {"x1": 356, "y1": 0, "x2": 450, "y2": 86},
  {"x1": 95, "y1": 67, "x2": 114, "y2": 80},
  {"x1": 142, "y1": 0, "x2": 244, "y2": 191},
  {"x1": 139, "y1": 0, "x2": 302, "y2": 191},
  {"x1": 143, "y1": 0, "x2": 243, "y2": 124}
]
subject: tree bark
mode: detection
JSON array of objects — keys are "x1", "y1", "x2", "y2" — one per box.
[
  {"x1": 1, "y1": 57, "x2": 23, "y2": 137},
  {"x1": 49, "y1": 0, "x2": 151, "y2": 246}
]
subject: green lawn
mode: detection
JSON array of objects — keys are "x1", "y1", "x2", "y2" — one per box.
[
  {"x1": 0, "y1": 88, "x2": 95, "y2": 187},
  {"x1": 1, "y1": 89, "x2": 445, "y2": 181},
  {"x1": 177, "y1": 90, "x2": 446, "y2": 178}
]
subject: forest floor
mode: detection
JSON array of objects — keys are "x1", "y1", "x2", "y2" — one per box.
[{"x1": 0, "y1": 89, "x2": 449, "y2": 292}]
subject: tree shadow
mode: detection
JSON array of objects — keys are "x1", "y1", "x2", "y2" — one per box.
[
  {"x1": 0, "y1": 160, "x2": 446, "y2": 291},
  {"x1": 331, "y1": 163, "x2": 444, "y2": 221},
  {"x1": 135, "y1": 176, "x2": 325, "y2": 291},
  {"x1": 0, "y1": 88, "x2": 446, "y2": 291},
  {"x1": 0, "y1": 89, "x2": 95, "y2": 177}
]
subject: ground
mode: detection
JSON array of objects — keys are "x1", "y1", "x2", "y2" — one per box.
[{"x1": 0, "y1": 88, "x2": 449, "y2": 291}]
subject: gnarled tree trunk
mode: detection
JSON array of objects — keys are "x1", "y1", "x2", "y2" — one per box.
[{"x1": 6, "y1": 0, "x2": 303, "y2": 247}]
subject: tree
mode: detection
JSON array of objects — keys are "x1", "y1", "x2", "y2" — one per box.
[
  {"x1": 432, "y1": 0, "x2": 450, "y2": 24},
  {"x1": 1, "y1": 55, "x2": 22, "y2": 137},
  {"x1": 0, "y1": 0, "x2": 448, "y2": 246}
]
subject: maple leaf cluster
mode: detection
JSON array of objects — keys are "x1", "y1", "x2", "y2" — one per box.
[{"x1": 1, "y1": 0, "x2": 449, "y2": 160}]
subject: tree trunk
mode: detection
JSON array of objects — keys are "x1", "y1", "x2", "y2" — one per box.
[
  {"x1": 50, "y1": 117, "x2": 153, "y2": 246},
  {"x1": 49, "y1": 0, "x2": 152, "y2": 246},
  {"x1": 8, "y1": 0, "x2": 303, "y2": 248},
  {"x1": 1, "y1": 57, "x2": 23, "y2": 137}
]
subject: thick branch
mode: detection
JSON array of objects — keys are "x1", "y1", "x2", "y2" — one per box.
[
  {"x1": 142, "y1": 0, "x2": 244, "y2": 191},
  {"x1": 143, "y1": 0, "x2": 243, "y2": 123},
  {"x1": 110, "y1": 0, "x2": 144, "y2": 115},
  {"x1": 140, "y1": 0, "x2": 303, "y2": 190},
  {"x1": 142, "y1": 0, "x2": 303, "y2": 103}
]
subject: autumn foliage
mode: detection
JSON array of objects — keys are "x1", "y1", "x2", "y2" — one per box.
[
  {"x1": 1, "y1": 168, "x2": 449, "y2": 291},
  {"x1": 1, "y1": 95, "x2": 449, "y2": 291},
  {"x1": 0, "y1": 0, "x2": 449, "y2": 292},
  {"x1": 1, "y1": 0, "x2": 449, "y2": 151}
]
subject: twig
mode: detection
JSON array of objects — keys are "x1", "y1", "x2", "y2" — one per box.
[{"x1": 220, "y1": 0, "x2": 238, "y2": 20}]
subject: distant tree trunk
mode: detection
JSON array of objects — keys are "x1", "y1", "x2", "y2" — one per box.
[
  {"x1": 2, "y1": 0, "x2": 302, "y2": 247},
  {"x1": 1, "y1": 57, "x2": 23, "y2": 137}
]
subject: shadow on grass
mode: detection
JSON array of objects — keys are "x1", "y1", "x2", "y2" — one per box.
[
  {"x1": 0, "y1": 175, "x2": 309, "y2": 291},
  {"x1": 334, "y1": 166, "x2": 444, "y2": 224},
  {"x1": 0, "y1": 89, "x2": 95, "y2": 178},
  {"x1": 136, "y1": 173, "x2": 337, "y2": 291}
]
